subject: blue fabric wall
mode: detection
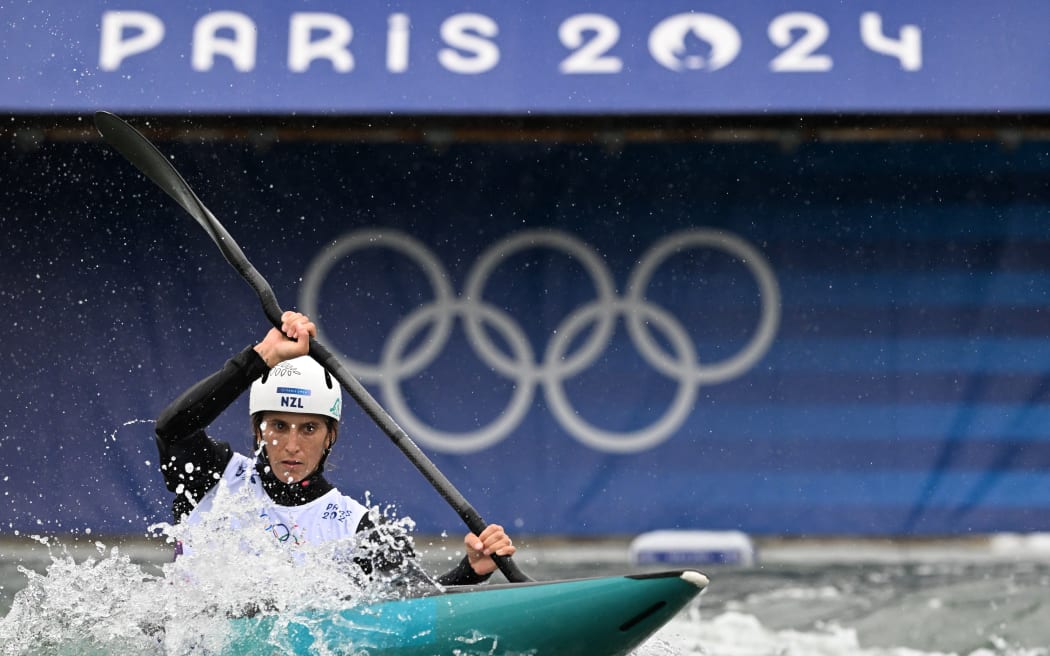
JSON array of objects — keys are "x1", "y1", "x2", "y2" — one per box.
[{"x1": 2, "y1": 136, "x2": 1049, "y2": 536}]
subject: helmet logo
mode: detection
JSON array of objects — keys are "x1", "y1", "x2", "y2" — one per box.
[
  {"x1": 271, "y1": 362, "x2": 302, "y2": 377},
  {"x1": 329, "y1": 398, "x2": 342, "y2": 419}
]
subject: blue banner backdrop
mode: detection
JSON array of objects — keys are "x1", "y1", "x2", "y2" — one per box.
[
  {"x1": 2, "y1": 0, "x2": 1049, "y2": 114},
  {"x1": 2, "y1": 137, "x2": 1050, "y2": 536}
]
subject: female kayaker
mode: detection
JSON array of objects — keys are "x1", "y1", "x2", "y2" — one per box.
[{"x1": 153, "y1": 310, "x2": 515, "y2": 586}]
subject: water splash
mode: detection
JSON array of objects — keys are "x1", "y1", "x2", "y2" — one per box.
[{"x1": 0, "y1": 478, "x2": 427, "y2": 655}]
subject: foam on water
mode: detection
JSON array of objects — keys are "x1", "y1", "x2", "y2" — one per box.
[
  {"x1": 643, "y1": 608, "x2": 1050, "y2": 656},
  {"x1": 629, "y1": 557, "x2": 1050, "y2": 656}
]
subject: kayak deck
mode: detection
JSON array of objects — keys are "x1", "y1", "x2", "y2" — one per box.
[{"x1": 226, "y1": 569, "x2": 708, "y2": 655}]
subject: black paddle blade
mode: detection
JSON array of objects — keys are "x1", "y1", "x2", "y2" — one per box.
[
  {"x1": 94, "y1": 112, "x2": 207, "y2": 227},
  {"x1": 93, "y1": 111, "x2": 252, "y2": 271},
  {"x1": 94, "y1": 111, "x2": 280, "y2": 321}
]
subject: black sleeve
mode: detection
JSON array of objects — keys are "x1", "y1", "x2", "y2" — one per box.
[
  {"x1": 154, "y1": 345, "x2": 269, "y2": 520},
  {"x1": 436, "y1": 556, "x2": 492, "y2": 586}
]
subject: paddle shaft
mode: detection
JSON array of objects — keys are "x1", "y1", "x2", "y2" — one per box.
[{"x1": 94, "y1": 111, "x2": 530, "y2": 583}]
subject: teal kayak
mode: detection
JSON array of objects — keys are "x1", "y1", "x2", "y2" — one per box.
[{"x1": 226, "y1": 569, "x2": 708, "y2": 655}]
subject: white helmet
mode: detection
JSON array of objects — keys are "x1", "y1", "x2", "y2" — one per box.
[{"x1": 249, "y1": 356, "x2": 343, "y2": 420}]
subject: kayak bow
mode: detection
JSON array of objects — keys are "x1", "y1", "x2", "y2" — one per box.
[{"x1": 226, "y1": 569, "x2": 708, "y2": 655}]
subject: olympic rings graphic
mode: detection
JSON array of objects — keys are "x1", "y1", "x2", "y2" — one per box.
[{"x1": 300, "y1": 228, "x2": 780, "y2": 454}]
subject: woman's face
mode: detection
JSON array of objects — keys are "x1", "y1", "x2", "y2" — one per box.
[{"x1": 256, "y1": 411, "x2": 333, "y2": 483}]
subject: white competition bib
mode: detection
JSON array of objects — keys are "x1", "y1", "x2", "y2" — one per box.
[{"x1": 177, "y1": 453, "x2": 368, "y2": 558}]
